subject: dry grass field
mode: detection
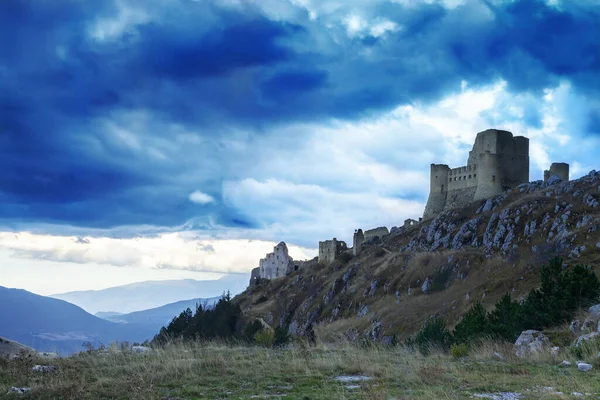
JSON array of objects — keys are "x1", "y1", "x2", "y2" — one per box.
[{"x1": 2, "y1": 340, "x2": 600, "y2": 399}]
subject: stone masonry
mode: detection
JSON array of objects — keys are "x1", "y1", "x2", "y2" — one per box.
[
  {"x1": 249, "y1": 242, "x2": 306, "y2": 286},
  {"x1": 544, "y1": 162, "x2": 569, "y2": 182},
  {"x1": 318, "y1": 238, "x2": 348, "y2": 264},
  {"x1": 423, "y1": 129, "x2": 530, "y2": 220}
]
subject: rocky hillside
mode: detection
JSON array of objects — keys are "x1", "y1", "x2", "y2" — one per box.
[{"x1": 236, "y1": 171, "x2": 600, "y2": 343}]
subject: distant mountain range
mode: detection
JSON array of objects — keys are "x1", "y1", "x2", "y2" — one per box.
[
  {"x1": 50, "y1": 274, "x2": 249, "y2": 314},
  {"x1": 96, "y1": 296, "x2": 220, "y2": 327},
  {"x1": 0, "y1": 286, "x2": 158, "y2": 355}
]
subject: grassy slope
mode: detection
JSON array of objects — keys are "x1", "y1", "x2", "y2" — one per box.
[
  {"x1": 236, "y1": 173, "x2": 600, "y2": 342},
  {"x1": 2, "y1": 341, "x2": 600, "y2": 399}
]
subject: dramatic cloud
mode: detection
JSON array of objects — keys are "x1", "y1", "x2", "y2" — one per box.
[{"x1": 1, "y1": 0, "x2": 599, "y2": 291}]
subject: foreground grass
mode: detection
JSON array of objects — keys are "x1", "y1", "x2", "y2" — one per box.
[{"x1": 1, "y1": 341, "x2": 600, "y2": 399}]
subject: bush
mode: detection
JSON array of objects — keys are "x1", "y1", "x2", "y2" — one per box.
[
  {"x1": 407, "y1": 317, "x2": 452, "y2": 355},
  {"x1": 254, "y1": 329, "x2": 275, "y2": 347},
  {"x1": 486, "y1": 293, "x2": 525, "y2": 342},
  {"x1": 452, "y1": 302, "x2": 488, "y2": 344},
  {"x1": 450, "y1": 343, "x2": 469, "y2": 359},
  {"x1": 273, "y1": 326, "x2": 291, "y2": 348},
  {"x1": 339, "y1": 252, "x2": 353, "y2": 264},
  {"x1": 243, "y1": 320, "x2": 263, "y2": 342}
]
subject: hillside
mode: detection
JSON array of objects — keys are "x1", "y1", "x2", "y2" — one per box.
[
  {"x1": 236, "y1": 171, "x2": 600, "y2": 342},
  {"x1": 0, "y1": 336, "x2": 34, "y2": 358},
  {"x1": 0, "y1": 287, "x2": 156, "y2": 355},
  {"x1": 51, "y1": 275, "x2": 249, "y2": 314}
]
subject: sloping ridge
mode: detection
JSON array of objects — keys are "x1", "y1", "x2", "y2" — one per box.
[
  {"x1": 0, "y1": 287, "x2": 156, "y2": 355},
  {"x1": 236, "y1": 171, "x2": 600, "y2": 342},
  {"x1": 104, "y1": 296, "x2": 220, "y2": 326}
]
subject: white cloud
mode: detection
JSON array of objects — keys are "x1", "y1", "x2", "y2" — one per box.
[
  {"x1": 0, "y1": 232, "x2": 316, "y2": 275},
  {"x1": 189, "y1": 191, "x2": 216, "y2": 205}
]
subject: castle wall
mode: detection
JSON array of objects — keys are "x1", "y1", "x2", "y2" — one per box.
[
  {"x1": 259, "y1": 242, "x2": 293, "y2": 280},
  {"x1": 353, "y1": 229, "x2": 364, "y2": 256},
  {"x1": 423, "y1": 164, "x2": 450, "y2": 219},
  {"x1": 544, "y1": 162, "x2": 569, "y2": 181},
  {"x1": 364, "y1": 226, "x2": 389, "y2": 241},
  {"x1": 249, "y1": 267, "x2": 260, "y2": 286},
  {"x1": 318, "y1": 238, "x2": 347, "y2": 264},
  {"x1": 425, "y1": 129, "x2": 530, "y2": 219},
  {"x1": 444, "y1": 186, "x2": 477, "y2": 210}
]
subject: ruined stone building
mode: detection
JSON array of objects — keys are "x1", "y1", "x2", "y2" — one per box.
[
  {"x1": 318, "y1": 238, "x2": 348, "y2": 264},
  {"x1": 423, "y1": 129, "x2": 530, "y2": 220},
  {"x1": 353, "y1": 226, "x2": 389, "y2": 256},
  {"x1": 249, "y1": 242, "x2": 306, "y2": 286},
  {"x1": 424, "y1": 129, "x2": 570, "y2": 220},
  {"x1": 544, "y1": 162, "x2": 569, "y2": 182}
]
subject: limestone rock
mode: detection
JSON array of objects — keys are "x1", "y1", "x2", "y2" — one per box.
[
  {"x1": 577, "y1": 362, "x2": 592, "y2": 372},
  {"x1": 32, "y1": 365, "x2": 56, "y2": 373},
  {"x1": 514, "y1": 330, "x2": 549, "y2": 357},
  {"x1": 131, "y1": 346, "x2": 152, "y2": 354},
  {"x1": 559, "y1": 360, "x2": 571, "y2": 367},
  {"x1": 581, "y1": 316, "x2": 599, "y2": 332},
  {"x1": 570, "y1": 319, "x2": 580, "y2": 333},
  {"x1": 493, "y1": 352, "x2": 505, "y2": 361},
  {"x1": 421, "y1": 278, "x2": 432, "y2": 294},
  {"x1": 7, "y1": 387, "x2": 31, "y2": 395},
  {"x1": 550, "y1": 346, "x2": 560, "y2": 356},
  {"x1": 575, "y1": 332, "x2": 600, "y2": 346},
  {"x1": 37, "y1": 351, "x2": 59, "y2": 359},
  {"x1": 588, "y1": 304, "x2": 600, "y2": 316}
]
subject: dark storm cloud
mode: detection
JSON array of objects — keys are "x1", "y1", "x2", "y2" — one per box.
[{"x1": 0, "y1": 0, "x2": 598, "y2": 232}]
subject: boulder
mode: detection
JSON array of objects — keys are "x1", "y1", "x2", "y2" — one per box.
[
  {"x1": 131, "y1": 346, "x2": 152, "y2": 354},
  {"x1": 550, "y1": 346, "x2": 560, "y2": 356},
  {"x1": 559, "y1": 360, "x2": 571, "y2": 367},
  {"x1": 421, "y1": 278, "x2": 431, "y2": 294},
  {"x1": 581, "y1": 316, "x2": 599, "y2": 332},
  {"x1": 7, "y1": 387, "x2": 31, "y2": 395},
  {"x1": 588, "y1": 304, "x2": 600, "y2": 316},
  {"x1": 575, "y1": 332, "x2": 600, "y2": 346},
  {"x1": 32, "y1": 365, "x2": 56, "y2": 373},
  {"x1": 577, "y1": 362, "x2": 593, "y2": 372},
  {"x1": 569, "y1": 319, "x2": 580, "y2": 333},
  {"x1": 514, "y1": 330, "x2": 549, "y2": 357},
  {"x1": 37, "y1": 351, "x2": 59, "y2": 359}
]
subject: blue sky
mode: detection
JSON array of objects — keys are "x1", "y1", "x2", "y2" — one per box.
[{"x1": 1, "y1": 0, "x2": 599, "y2": 294}]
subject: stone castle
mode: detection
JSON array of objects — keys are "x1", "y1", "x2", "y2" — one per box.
[
  {"x1": 248, "y1": 128, "x2": 570, "y2": 287},
  {"x1": 423, "y1": 129, "x2": 569, "y2": 220},
  {"x1": 249, "y1": 242, "x2": 306, "y2": 286}
]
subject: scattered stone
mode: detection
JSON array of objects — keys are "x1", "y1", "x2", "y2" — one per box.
[
  {"x1": 571, "y1": 393, "x2": 584, "y2": 397},
  {"x1": 37, "y1": 351, "x2": 59, "y2": 359},
  {"x1": 131, "y1": 346, "x2": 152, "y2": 354},
  {"x1": 421, "y1": 278, "x2": 431, "y2": 294},
  {"x1": 570, "y1": 319, "x2": 580, "y2": 333},
  {"x1": 7, "y1": 387, "x2": 31, "y2": 395},
  {"x1": 472, "y1": 392, "x2": 522, "y2": 400},
  {"x1": 581, "y1": 316, "x2": 598, "y2": 332},
  {"x1": 588, "y1": 304, "x2": 600, "y2": 316},
  {"x1": 575, "y1": 332, "x2": 600, "y2": 346},
  {"x1": 550, "y1": 346, "x2": 560, "y2": 356},
  {"x1": 32, "y1": 365, "x2": 56, "y2": 373},
  {"x1": 334, "y1": 375, "x2": 371, "y2": 383},
  {"x1": 344, "y1": 385, "x2": 361, "y2": 390},
  {"x1": 493, "y1": 352, "x2": 505, "y2": 361},
  {"x1": 514, "y1": 330, "x2": 549, "y2": 357},
  {"x1": 577, "y1": 362, "x2": 593, "y2": 372},
  {"x1": 559, "y1": 360, "x2": 571, "y2": 367}
]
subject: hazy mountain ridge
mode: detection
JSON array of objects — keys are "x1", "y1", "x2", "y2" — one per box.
[
  {"x1": 99, "y1": 296, "x2": 220, "y2": 327},
  {"x1": 0, "y1": 286, "x2": 156, "y2": 355},
  {"x1": 235, "y1": 172, "x2": 600, "y2": 342},
  {"x1": 51, "y1": 274, "x2": 249, "y2": 314}
]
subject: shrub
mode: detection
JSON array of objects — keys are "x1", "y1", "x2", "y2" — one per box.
[
  {"x1": 254, "y1": 329, "x2": 275, "y2": 347},
  {"x1": 407, "y1": 317, "x2": 452, "y2": 355},
  {"x1": 486, "y1": 293, "x2": 525, "y2": 342},
  {"x1": 339, "y1": 252, "x2": 353, "y2": 264},
  {"x1": 256, "y1": 295, "x2": 268, "y2": 304},
  {"x1": 243, "y1": 320, "x2": 264, "y2": 342},
  {"x1": 273, "y1": 326, "x2": 291, "y2": 348},
  {"x1": 452, "y1": 302, "x2": 488, "y2": 344},
  {"x1": 450, "y1": 343, "x2": 469, "y2": 359}
]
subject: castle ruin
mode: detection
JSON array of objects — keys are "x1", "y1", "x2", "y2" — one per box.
[
  {"x1": 249, "y1": 242, "x2": 306, "y2": 286},
  {"x1": 423, "y1": 129, "x2": 530, "y2": 220},
  {"x1": 544, "y1": 162, "x2": 569, "y2": 182},
  {"x1": 318, "y1": 238, "x2": 348, "y2": 264},
  {"x1": 352, "y1": 227, "x2": 390, "y2": 256}
]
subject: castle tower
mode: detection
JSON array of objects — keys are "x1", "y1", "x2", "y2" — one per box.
[
  {"x1": 353, "y1": 229, "x2": 364, "y2": 256},
  {"x1": 544, "y1": 162, "x2": 569, "y2": 182},
  {"x1": 424, "y1": 129, "x2": 529, "y2": 219},
  {"x1": 423, "y1": 164, "x2": 450, "y2": 220}
]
